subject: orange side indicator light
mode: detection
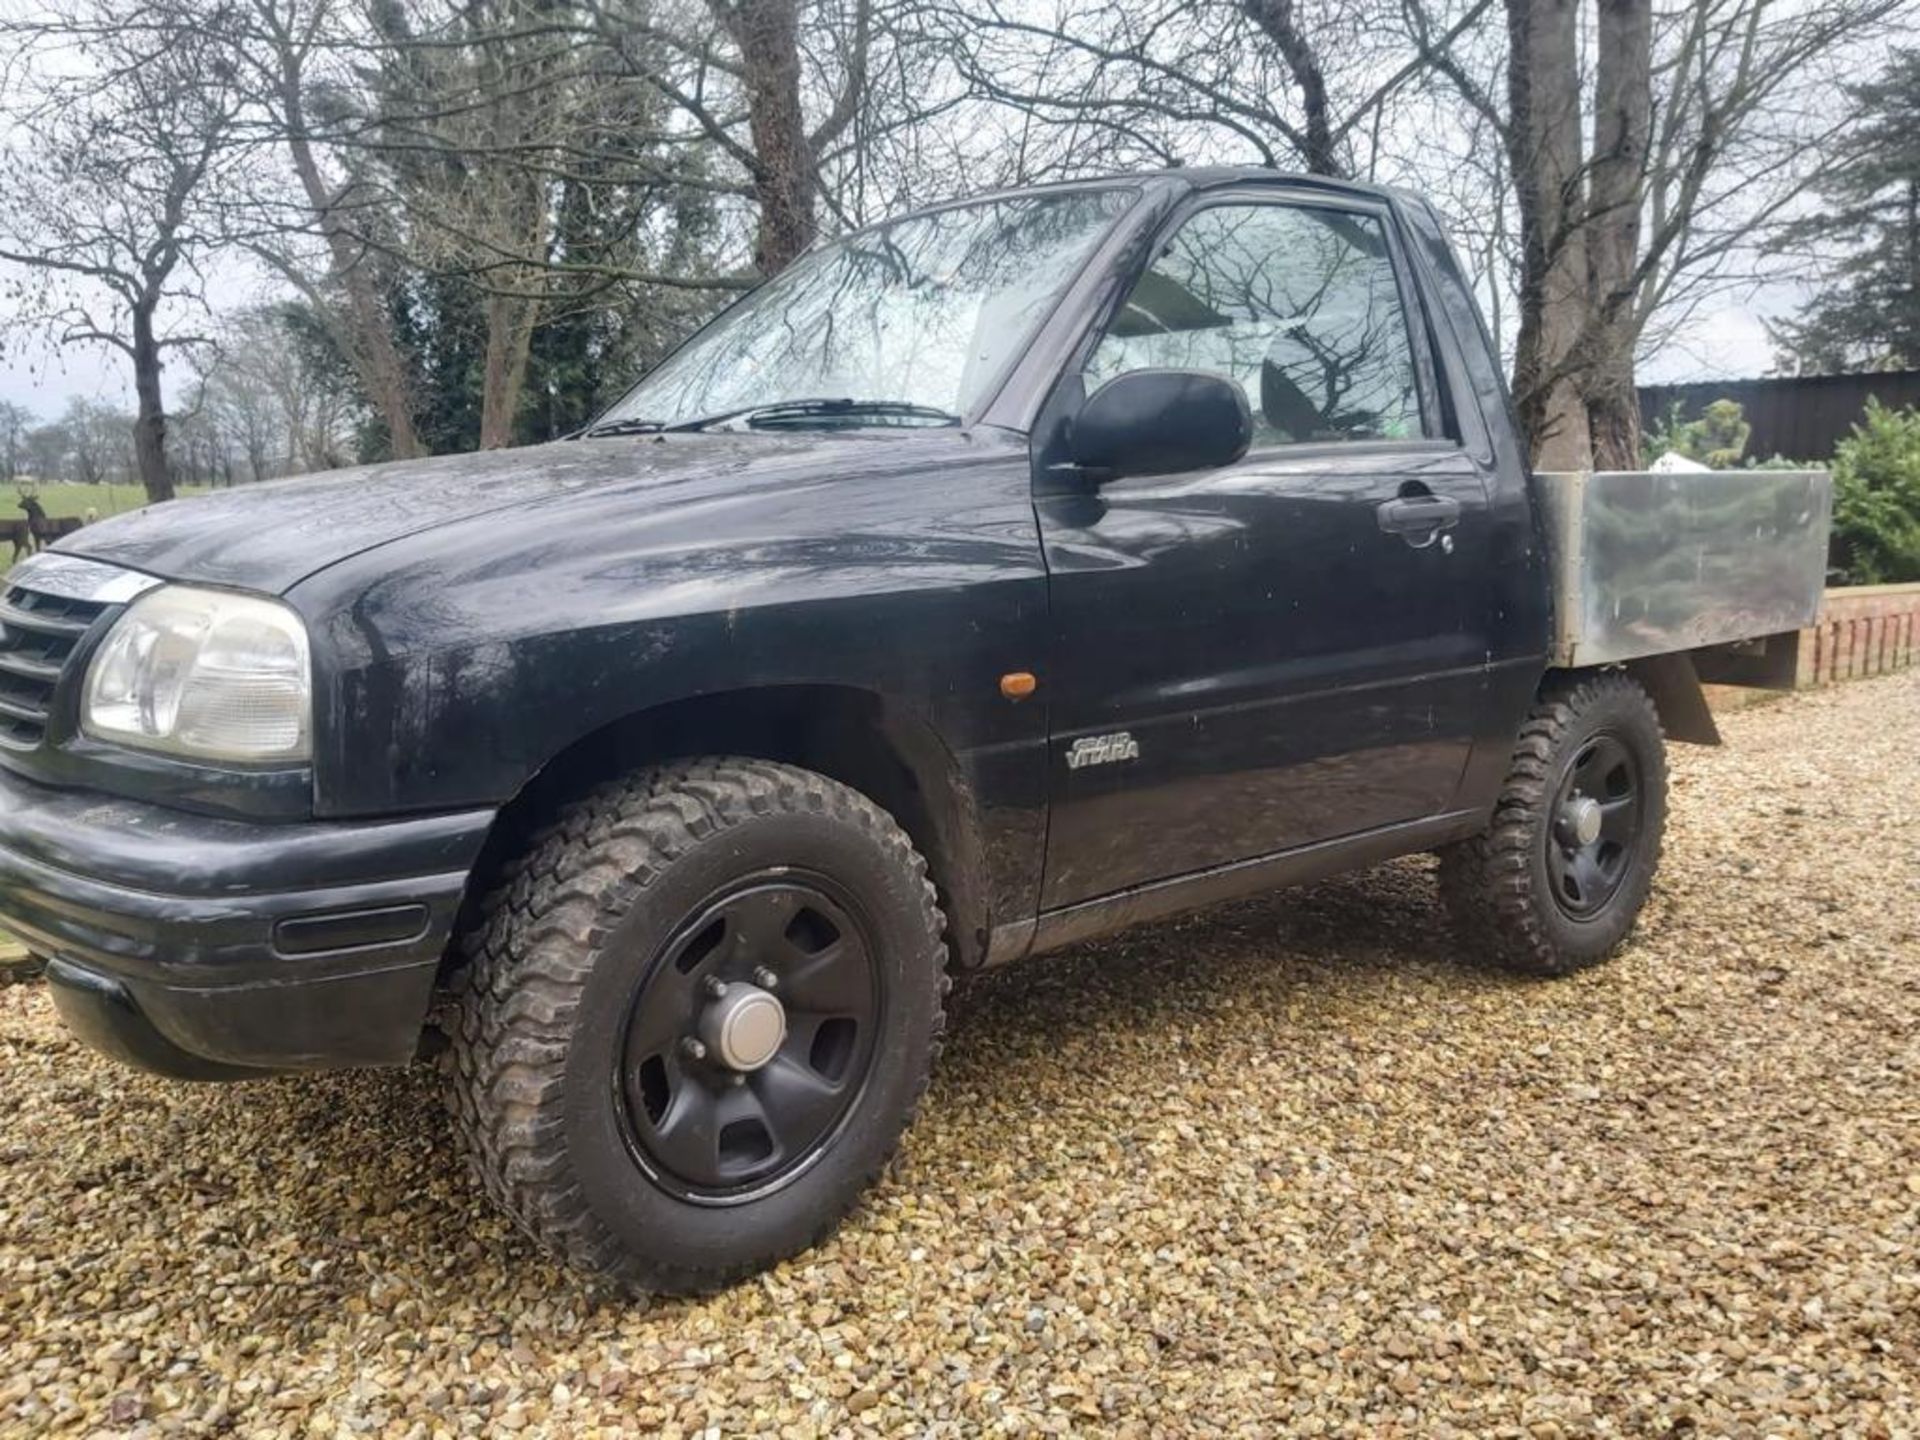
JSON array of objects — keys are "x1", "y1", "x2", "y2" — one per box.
[{"x1": 999, "y1": 671, "x2": 1038, "y2": 701}]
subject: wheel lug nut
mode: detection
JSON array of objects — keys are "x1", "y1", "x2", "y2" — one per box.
[
  {"x1": 753, "y1": 966, "x2": 777, "y2": 989},
  {"x1": 703, "y1": 976, "x2": 730, "y2": 1000},
  {"x1": 679, "y1": 1036, "x2": 707, "y2": 1062}
]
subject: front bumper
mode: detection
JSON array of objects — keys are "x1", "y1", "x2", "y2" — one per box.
[{"x1": 0, "y1": 765, "x2": 494, "y2": 1077}]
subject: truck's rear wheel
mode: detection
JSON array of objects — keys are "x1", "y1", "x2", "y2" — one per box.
[
  {"x1": 445, "y1": 758, "x2": 947, "y2": 1293},
  {"x1": 1438, "y1": 672, "x2": 1667, "y2": 977}
]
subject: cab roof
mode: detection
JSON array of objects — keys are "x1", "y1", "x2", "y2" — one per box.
[{"x1": 866, "y1": 166, "x2": 1408, "y2": 235}]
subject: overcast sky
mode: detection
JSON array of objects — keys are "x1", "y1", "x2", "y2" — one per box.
[{"x1": 1, "y1": 331, "x2": 149, "y2": 417}]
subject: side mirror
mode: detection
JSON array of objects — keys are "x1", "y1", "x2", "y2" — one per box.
[{"x1": 1069, "y1": 368, "x2": 1253, "y2": 481}]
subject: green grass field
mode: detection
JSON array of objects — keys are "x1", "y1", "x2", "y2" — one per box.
[{"x1": 9, "y1": 481, "x2": 212, "y2": 522}]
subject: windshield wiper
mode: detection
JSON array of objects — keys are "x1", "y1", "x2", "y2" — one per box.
[
  {"x1": 579, "y1": 417, "x2": 666, "y2": 438},
  {"x1": 671, "y1": 398, "x2": 961, "y2": 432}
]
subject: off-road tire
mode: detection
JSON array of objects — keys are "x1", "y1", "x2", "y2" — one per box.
[
  {"x1": 444, "y1": 758, "x2": 948, "y2": 1293},
  {"x1": 1438, "y1": 671, "x2": 1668, "y2": 977}
]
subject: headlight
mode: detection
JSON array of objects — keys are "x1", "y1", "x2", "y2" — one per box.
[{"x1": 83, "y1": 586, "x2": 311, "y2": 764}]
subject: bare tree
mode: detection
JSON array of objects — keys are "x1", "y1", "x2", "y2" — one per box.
[
  {"x1": 201, "y1": 329, "x2": 281, "y2": 481},
  {"x1": 922, "y1": 0, "x2": 1496, "y2": 187},
  {"x1": 199, "y1": 303, "x2": 359, "y2": 476},
  {"x1": 236, "y1": 0, "x2": 429, "y2": 457},
  {"x1": 1237, "y1": 0, "x2": 1338, "y2": 173},
  {"x1": 25, "y1": 422, "x2": 70, "y2": 484},
  {"x1": 168, "y1": 395, "x2": 233, "y2": 487},
  {"x1": 55, "y1": 399, "x2": 134, "y2": 487},
  {"x1": 0, "y1": 0, "x2": 245, "y2": 501},
  {"x1": 354, "y1": 0, "x2": 676, "y2": 446},
  {"x1": 203, "y1": 0, "x2": 762, "y2": 453},
  {"x1": 1413, "y1": 0, "x2": 1913, "y2": 466},
  {"x1": 580, "y1": 0, "x2": 899, "y2": 274},
  {"x1": 0, "y1": 403, "x2": 31, "y2": 483},
  {"x1": 352, "y1": 0, "x2": 562, "y2": 447}
]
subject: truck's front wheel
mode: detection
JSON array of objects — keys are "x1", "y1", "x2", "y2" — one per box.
[
  {"x1": 445, "y1": 758, "x2": 947, "y2": 1293},
  {"x1": 1438, "y1": 672, "x2": 1668, "y2": 977}
]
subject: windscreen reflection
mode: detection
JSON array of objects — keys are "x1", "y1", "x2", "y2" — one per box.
[{"x1": 599, "y1": 188, "x2": 1137, "y2": 430}]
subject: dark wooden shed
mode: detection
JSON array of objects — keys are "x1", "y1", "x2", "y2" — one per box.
[{"x1": 1638, "y1": 370, "x2": 1920, "y2": 463}]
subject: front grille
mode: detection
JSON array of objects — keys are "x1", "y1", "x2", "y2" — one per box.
[{"x1": 0, "y1": 584, "x2": 109, "y2": 746}]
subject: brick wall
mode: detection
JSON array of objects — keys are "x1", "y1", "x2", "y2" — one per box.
[{"x1": 1798, "y1": 584, "x2": 1920, "y2": 686}]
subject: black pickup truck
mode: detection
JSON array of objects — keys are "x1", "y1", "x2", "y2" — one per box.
[{"x1": 0, "y1": 168, "x2": 1830, "y2": 1292}]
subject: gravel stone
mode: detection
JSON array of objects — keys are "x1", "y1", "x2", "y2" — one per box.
[{"x1": 2, "y1": 670, "x2": 1916, "y2": 1436}]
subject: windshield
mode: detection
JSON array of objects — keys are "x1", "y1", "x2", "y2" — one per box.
[{"x1": 595, "y1": 187, "x2": 1137, "y2": 430}]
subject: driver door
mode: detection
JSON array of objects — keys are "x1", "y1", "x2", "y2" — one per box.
[{"x1": 1035, "y1": 193, "x2": 1496, "y2": 909}]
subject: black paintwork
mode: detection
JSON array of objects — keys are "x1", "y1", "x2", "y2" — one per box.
[
  {"x1": 7, "y1": 167, "x2": 1554, "y2": 1075},
  {"x1": 0, "y1": 760, "x2": 488, "y2": 1067}
]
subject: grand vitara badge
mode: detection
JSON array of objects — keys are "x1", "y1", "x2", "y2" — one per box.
[{"x1": 1066, "y1": 732, "x2": 1141, "y2": 769}]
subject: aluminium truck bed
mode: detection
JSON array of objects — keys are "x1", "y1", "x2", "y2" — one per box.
[{"x1": 1532, "y1": 469, "x2": 1832, "y2": 669}]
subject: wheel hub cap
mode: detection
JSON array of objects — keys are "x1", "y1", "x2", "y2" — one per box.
[
  {"x1": 700, "y1": 983, "x2": 786, "y2": 1072},
  {"x1": 1561, "y1": 795, "x2": 1603, "y2": 847},
  {"x1": 1546, "y1": 732, "x2": 1644, "y2": 920},
  {"x1": 616, "y1": 874, "x2": 882, "y2": 1202}
]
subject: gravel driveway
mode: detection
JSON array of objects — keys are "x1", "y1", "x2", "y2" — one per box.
[{"x1": 3, "y1": 670, "x2": 1916, "y2": 1438}]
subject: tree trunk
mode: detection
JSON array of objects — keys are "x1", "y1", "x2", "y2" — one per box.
[
  {"x1": 284, "y1": 136, "x2": 423, "y2": 458},
  {"x1": 477, "y1": 156, "x2": 550, "y2": 449},
  {"x1": 479, "y1": 293, "x2": 541, "y2": 449},
  {"x1": 1504, "y1": 0, "x2": 1591, "y2": 471},
  {"x1": 1241, "y1": 0, "x2": 1340, "y2": 176},
  {"x1": 129, "y1": 304, "x2": 175, "y2": 504},
  {"x1": 270, "y1": 36, "x2": 423, "y2": 459},
  {"x1": 1586, "y1": 0, "x2": 1653, "y2": 470},
  {"x1": 720, "y1": 0, "x2": 818, "y2": 275}
]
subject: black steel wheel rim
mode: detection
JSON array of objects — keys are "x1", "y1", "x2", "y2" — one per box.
[
  {"x1": 1546, "y1": 730, "x2": 1643, "y2": 920},
  {"x1": 614, "y1": 870, "x2": 883, "y2": 1204}
]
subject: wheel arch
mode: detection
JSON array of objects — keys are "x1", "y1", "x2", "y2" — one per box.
[
  {"x1": 1547, "y1": 654, "x2": 1720, "y2": 746},
  {"x1": 445, "y1": 683, "x2": 989, "y2": 976}
]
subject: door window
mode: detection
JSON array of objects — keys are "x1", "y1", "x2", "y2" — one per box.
[{"x1": 1088, "y1": 203, "x2": 1426, "y2": 446}]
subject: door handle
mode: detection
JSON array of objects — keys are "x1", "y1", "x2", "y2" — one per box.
[{"x1": 1375, "y1": 494, "x2": 1461, "y2": 540}]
